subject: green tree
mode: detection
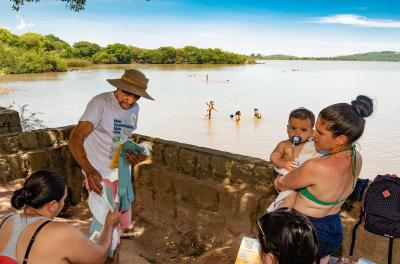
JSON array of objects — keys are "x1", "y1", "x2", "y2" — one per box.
[
  {"x1": 92, "y1": 51, "x2": 117, "y2": 64},
  {"x1": 0, "y1": 28, "x2": 20, "y2": 46},
  {"x1": 158, "y1": 46, "x2": 177, "y2": 63},
  {"x1": 104, "y1": 43, "x2": 133, "y2": 64},
  {"x1": 43, "y1": 34, "x2": 70, "y2": 52},
  {"x1": 19, "y1": 32, "x2": 44, "y2": 50},
  {"x1": 72, "y1": 41, "x2": 100, "y2": 58}
]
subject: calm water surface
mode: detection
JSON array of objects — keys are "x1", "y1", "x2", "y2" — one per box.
[{"x1": 0, "y1": 61, "x2": 399, "y2": 179}]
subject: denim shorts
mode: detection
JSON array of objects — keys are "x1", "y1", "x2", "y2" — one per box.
[{"x1": 306, "y1": 212, "x2": 343, "y2": 257}]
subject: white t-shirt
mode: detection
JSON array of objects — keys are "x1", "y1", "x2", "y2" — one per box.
[{"x1": 80, "y1": 92, "x2": 139, "y2": 180}]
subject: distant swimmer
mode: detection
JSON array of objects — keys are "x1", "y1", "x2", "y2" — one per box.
[
  {"x1": 254, "y1": 108, "x2": 262, "y2": 119},
  {"x1": 234, "y1": 110, "x2": 241, "y2": 122},
  {"x1": 204, "y1": 100, "x2": 217, "y2": 119}
]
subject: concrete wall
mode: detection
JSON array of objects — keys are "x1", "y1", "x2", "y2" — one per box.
[
  {"x1": 0, "y1": 120, "x2": 398, "y2": 263},
  {"x1": 0, "y1": 125, "x2": 83, "y2": 204}
]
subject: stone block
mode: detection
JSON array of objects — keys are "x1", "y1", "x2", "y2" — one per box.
[
  {"x1": 164, "y1": 145, "x2": 179, "y2": 169},
  {"x1": 174, "y1": 202, "x2": 196, "y2": 231},
  {"x1": 24, "y1": 151, "x2": 49, "y2": 173},
  {"x1": 153, "y1": 194, "x2": 175, "y2": 226},
  {"x1": 152, "y1": 168, "x2": 173, "y2": 195},
  {"x1": 173, "y1": 175, "x2": 194, "y2": 206},
  {"x1": 48, "y1": 147, "x2": 65, "y2": 169},
  {"x1": 225, "y1": 192, "x2": 257, "y2": 234},
  {"x1": 195, "y1": 152, "x2": 211, "y2": 179},
  {"x1": 253, "y1": 165, "x2": 274, "y2": 184},
  {"x1": 35, "y1": 130, "x2": 57, "y2": 148},
  {"x1": 0, "y1": 158, "x2": 11, "y2": 182},
  {"x1": 195, "y1": 209, "x2": 224, "y2": 233},
  {"x1": 218, "y1": 185, "x2": 240, "y2": 218},
  {"x1": 230, "y1": 162, "x2": 256, "y2": 184},
  {"x1": 0, "y1": 136, "x2": 20, "y2": 153},
  {"x1": 135, "y1": 164, "x2": 155, "y2": 188},
  {"x1": 211, "y1": 156, "x2": 232, "y2": 180},
  {"x1": 5, "y1": 154, "x2": 27, "y2": 180},
  {"x1": 0, "y1": 108, "x2": 22, "y2": 134},
  {"x1": 17, "y1": 132, "x2": 38, "y2": 150},
  {"x1": 135, "y1": 187, "x2": 155, "y2": 221},
  {"x1": 178, "y1": 149, "x2": 196, "y2": 175},
  {"x1": 149, "y1": 141, "x2": 165, "y2": 165},
  {"x1": 192, "y1": 183, "x2": 219, "y2": 211}
]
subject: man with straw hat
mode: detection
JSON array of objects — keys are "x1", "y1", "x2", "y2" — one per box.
[{"x1": 68, "y1": 69, "x2": 154, "y2": 263}]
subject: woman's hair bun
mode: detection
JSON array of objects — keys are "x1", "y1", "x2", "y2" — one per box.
[
  {"x1": 351, "y1": 95, "x2": 373, "y2": 118},
  {"x1": 11, "y1": 188, "x2": 27, "y2": 209}
]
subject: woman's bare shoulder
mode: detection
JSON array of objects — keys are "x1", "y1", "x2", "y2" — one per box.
[{"x1": 44, "y1": 221, "x2": 86, "y2": 239}]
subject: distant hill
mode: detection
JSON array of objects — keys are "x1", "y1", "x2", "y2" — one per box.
[
  {"x1": 253, "y1": 51, "x2": 400, "y2": 62},
  {"x1": 325, "y1": 51, "x2": 400, "y2": 62}
]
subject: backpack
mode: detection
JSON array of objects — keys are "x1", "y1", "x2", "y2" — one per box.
[{"x1": 349, "y1": 174, "x2": 400, "y2": 264}]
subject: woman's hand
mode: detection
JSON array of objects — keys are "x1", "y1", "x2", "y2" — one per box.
[
  {"x1": 274, "y1": 177, "x2": 286, "y2": 192},
  {"x1": 105, "y1": 210, "x2": 120, "y2": 228}
]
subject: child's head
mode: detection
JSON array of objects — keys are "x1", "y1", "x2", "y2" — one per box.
[
  {"x1": 287, "y1": 107, "x2": 315, "y2": 142},
  {"x1": 254, "y1": 108, "x2": 259, "y2": 112},
  {"x1": 257, "y1": 208, "x2": 319, "y2": 264},
  {"x1": 235, "y1": 111, "x2": 241, "y2": 115}
]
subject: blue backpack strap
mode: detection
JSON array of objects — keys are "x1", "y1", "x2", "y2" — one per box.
[{"x1": 22, "y1": 220, "x2": 51, "y2": 264}]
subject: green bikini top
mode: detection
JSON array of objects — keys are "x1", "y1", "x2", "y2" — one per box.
[{"x1": 298, "y1": 144, "x2": 356, "y2": 206}]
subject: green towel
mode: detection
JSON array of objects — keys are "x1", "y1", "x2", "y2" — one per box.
[{"x1": 118, "y1": 140, "x2": 144, "y2": 211}]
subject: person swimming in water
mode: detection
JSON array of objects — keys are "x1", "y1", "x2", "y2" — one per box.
[{"x1": 254, "y1": 108, "x2": 262, "y2": 119}]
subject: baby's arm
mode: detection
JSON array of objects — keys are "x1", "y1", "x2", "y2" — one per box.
[
  {"x1": 278, "y1": 191, "x2": 298, "y2": 209},
  {"x1": 270, "y1": 141, "x2": 298, "y2": 171}
]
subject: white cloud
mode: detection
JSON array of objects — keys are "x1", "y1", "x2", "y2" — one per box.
[
  {"x1": 311, "y1": 14, "x2": 400, "y2": 29},
  {"x1": 16, "y1": 15, "x2": 34, "y2": 30}
]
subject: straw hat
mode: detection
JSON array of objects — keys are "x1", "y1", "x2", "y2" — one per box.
[{"x1": 107, "y1": 69, "x2": 154, "y2": 100}]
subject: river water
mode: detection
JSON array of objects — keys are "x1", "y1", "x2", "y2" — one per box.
[{"x1": 0, "y1": 61, "x2": 399, "y2": 179}]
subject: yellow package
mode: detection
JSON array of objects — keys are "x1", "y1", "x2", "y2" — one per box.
[{"x1": 234, "y1": 236, "x2": 262, "y2": 264}]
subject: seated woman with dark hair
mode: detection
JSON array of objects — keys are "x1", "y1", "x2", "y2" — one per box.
[
  {"x1": 257, "y1": 208, "x2": 320, "y2": 264},
  {"x1": 0, "y1": 170, "x2": 120, "y2": 264}
]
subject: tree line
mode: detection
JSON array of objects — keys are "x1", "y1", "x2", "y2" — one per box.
[{"x1": 0, "y1": 28, "x2": 247, "y2": 74}]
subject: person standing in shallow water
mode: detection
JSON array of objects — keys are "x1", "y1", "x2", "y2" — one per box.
[
  {"x1": 204, "y1": 101, "x2": 217, "y2": 119},
  {"x1": 275, "y1": 95, "x2": 374, "y2": 264},
  {"x1": 254, "y1": 108, "x2": 262, "y2": 119},
  {"x1": 68, "y1": 69, "x2": 154, "y2": 264},
  {"x1": 234, "y1": 110, "x2": 241, "y2": 122}
]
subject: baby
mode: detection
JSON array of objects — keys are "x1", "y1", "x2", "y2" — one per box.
[{"x1": 267, "y1": 107, "x2": 320, "y2": 212}]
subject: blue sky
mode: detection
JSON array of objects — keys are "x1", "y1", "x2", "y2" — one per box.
[{"x1": 1, "y1": 0, "x2": 400, "y2": 56}]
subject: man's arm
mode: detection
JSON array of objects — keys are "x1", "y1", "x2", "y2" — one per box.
[{"x1": 68, "y1": 121, "x2": 103, "y2": 194}]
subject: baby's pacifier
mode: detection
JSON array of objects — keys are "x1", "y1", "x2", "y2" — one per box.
[{"x1": 290, "y1": 136, "x2": 302, "y2": 145}]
